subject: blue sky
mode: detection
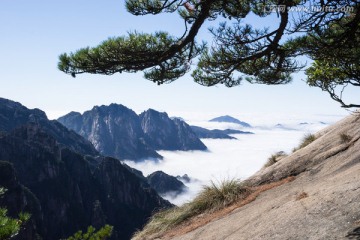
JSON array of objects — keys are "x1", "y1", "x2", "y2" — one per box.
[{"x1": 0, "y1": 0, "x2": 356, "y2": 119}]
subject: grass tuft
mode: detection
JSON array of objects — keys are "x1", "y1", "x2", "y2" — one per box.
[
  {"x1": 293, "y1": 133, "x2": 316, "y2": 152},
  {"x1": 339, "y1": 133, "x2": 352, "y2": 143},
  {"x1": 264, "y1": 151, "x2": 287, "y2": 168},
  {"x1": 132, "y1": 179, "x2": 251, "y2": 240}
]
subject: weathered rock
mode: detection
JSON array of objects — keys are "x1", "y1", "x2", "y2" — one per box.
[
  {"x1": 59, "y1": 105, "x2": 207, "y2": 161},
  {"x1": 58, "y1": 104, "x2": 161, "y2": 161},
  {"x1": 140, "y1": 109, "x2": 207, "y2": 151}
]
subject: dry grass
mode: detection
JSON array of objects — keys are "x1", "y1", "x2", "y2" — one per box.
[
  {"x1": 132, "y1": 177, "x2": 295, "y2": 240},
  {"x1": 339, "y1": 133, "x2": 352, "y2": 143},
  {"x1": 264, "y1": 151, "x2": 287, "y2": 168},
  {"x1": 293, "y1": 133, "x2": 316, "y2": 152},
  {"x1": 132, "y1": 179, "x2": 251, "y2": 240}
]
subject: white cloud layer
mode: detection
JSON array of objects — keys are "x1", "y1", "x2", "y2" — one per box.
[{"x1": 125, "y1": 113, "x2": 346, "y2": 205}]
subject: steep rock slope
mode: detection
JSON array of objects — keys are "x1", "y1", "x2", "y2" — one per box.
[
  {"x1": 59, "y1": 105, "x2": 207, "y2": 161},
  {"x1": 0, "y1": 98, "x2": 98, "y2": 156},
  {"x1": 58, "y1": 104, "x2": 161, "y2": 161},
  {"x1": 0, "y1": 161, "x2": 41, "y2": 240},
  {"x1": 0, "y1": 123, "x2": 171, "y2": 240},
  {"x1": 140, "y1": 109, "x2": 207, "y2": 151},
  {"x1": 160, "y1": 113, "x2": 360, "y2": 240}
]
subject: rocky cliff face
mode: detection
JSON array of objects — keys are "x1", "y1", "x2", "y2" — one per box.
[
  {"x1": 0, "y1": 161, "x2": 41, "y2": 240},
  {"x1": 0, "y1": 124, "x2": 171, "y2": 240},
  {"x1": 58, "y1": 104, "x2": 161, "y2": 161},
  {"x1": 0, "y1": 98, "x2": 172, "y2": 240},
  {"x1": 140, "y1": 109, "x2": 207, "y2": 151},
  {"x1": 58, "y1": 105, "x2": 207, "y2": 161}
]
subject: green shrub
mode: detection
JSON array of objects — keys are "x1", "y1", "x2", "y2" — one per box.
[
  {"x1": 0, "y1": 187, "x2": 30, "y2": 239},
  {"x1": 66, "y1": 225, "x2": 113, "y2": 240}
]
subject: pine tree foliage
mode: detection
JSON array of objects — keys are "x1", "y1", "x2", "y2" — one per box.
[
  {"x1": 66, "y1": 225, "x2": 113, "y2": 240},
  {"x1": 0, "y1": 188, "x2": 30, "y2": 240},
  {"x1": 58, "y1": 0, "x2": 360, "y2": 108}
]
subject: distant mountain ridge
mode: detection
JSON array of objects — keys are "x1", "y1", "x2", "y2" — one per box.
[
  {"x1": 190, "y1": 126, "x2": 254, "y2": 139},
  {"x1": 58, "y1": 105, "x2": 207, "y2": 161},
  {"x1": 209, "y1": 115, "x2": 251, "y2": 127},
  {"x1": 0, "y1": 97, "x2": 98, "y2": 156}
]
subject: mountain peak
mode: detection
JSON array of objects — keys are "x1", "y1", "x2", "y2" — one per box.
[
  {"x1": 147, "y1": 171, "x2": 187, "y2": 195},
  {"x1": 64, "y1": 111, "x2": 81, "y2": 117},
  {"x1": 209, "y1": 115, "x2": 251, "y2": 127},
  {"x1": 90, "y1": 103, "x2": 133, "y2": 114},
  {"x1": 59, "y1": 104, "x2": 161, "y2": 161},
  {"x1": 0, "y1": 97, "x2": 98, "y2": 156},
  {"x1": 140, "y1": 109, "x2": 207, "y2": 151},
  {"x1": 142, "y1": 108, "x2": 169, "y2": 118},
  {"x1": 59, "y1": 104, "x2": 207, "y2": 161}
]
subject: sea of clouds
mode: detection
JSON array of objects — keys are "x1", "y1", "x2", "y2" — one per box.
[{"x1": 125, "y1": 112, "x2": 346, "y2": 205}]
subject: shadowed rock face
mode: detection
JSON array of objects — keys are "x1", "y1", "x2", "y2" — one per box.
[
  {"x1": 146, "y1": 171, "x2": 187, "y2": 195},
  {"x1": 58, "y1": 105, "x2": 207, "y2": 161},
  {"x1": 58, "y1": 104, "x2": 161, "y2": 161},
  {"x1": 140, "y1": 109, "x2": 207, "y2": 151},
  {"x1": 0, "y1": 124, "x2": 172, "y2": 240},
  {"x1": 0, "y1": 98, "x2": 98, "y2": 156},
  {"x1": 0, "y1": 98, "x2": 172, "y2": 240},
  {"x1": 0, "y1": 161, "x2": 41, "y2": 240}
]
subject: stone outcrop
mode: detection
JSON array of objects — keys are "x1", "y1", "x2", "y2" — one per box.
[
  {"x1": 146, "y1": 171, "x2": 187, "y2": 195},
  {"x1": 140, "y1": 109, "x2": 207, "y2": 151},
  {"x1": 58, "y1": 104, "x2": 161, "y2": 161},
  {"x1": 59, "y1": 105, "x2": 207, "y2": 161}
]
